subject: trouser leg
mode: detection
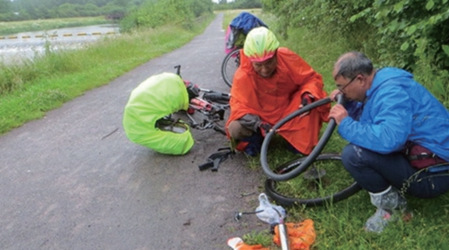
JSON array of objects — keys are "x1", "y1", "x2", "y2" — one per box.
[
  {"x1": 227, "y1": 120, "x2": 253, "y2": 140},
  {"x1": 341, "y1": 143, "x2": 449, "y2": 198},
  {"x1": 227, "y1": 120, "x2": 263, "y2": 156}
]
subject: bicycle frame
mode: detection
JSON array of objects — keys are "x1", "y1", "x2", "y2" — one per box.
[
  {"x1": 185, "y1": 95, "x2": 228, "y2": 134},
  {"x1": 173, "y1": 64, "x2": 230, "y2": 134}
]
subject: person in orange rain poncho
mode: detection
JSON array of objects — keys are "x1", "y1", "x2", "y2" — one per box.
[{"x1": 226, "y1": 27, "x2": 330, "y2": 156}]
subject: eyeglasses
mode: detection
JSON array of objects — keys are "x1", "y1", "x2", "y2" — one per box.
[{"x1": 337, "y1": 75, "x2": 358, "y2": 92}]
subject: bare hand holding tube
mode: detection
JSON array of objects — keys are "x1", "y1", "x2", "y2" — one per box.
[
  {"x1": 328, "y1": 91, "x2": 347, "y2": 125},
  {"x1": 329, "y1": 89, "x2": 342, "y2": 101},
  {"x1": 329, "y1": 103, "x2": 348, "y2": 125}
]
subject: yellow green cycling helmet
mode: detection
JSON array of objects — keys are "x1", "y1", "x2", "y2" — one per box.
[{"x1": 243, "y1": 27, "x2": 280, "y2": 62}]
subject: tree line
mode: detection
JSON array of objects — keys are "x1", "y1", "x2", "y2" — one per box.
[
  {"x1": 119, "y1": 0, "x2": 214, "y2": 32},
  {"x1": 262, "y1": 0, "x2": 449, "y2": 106},
  {"x1": 118, "y1": 0, "x2": 264, "y2": 32},
  {"x1": 0, "y1": 0, "x2": 262, "y2": 22},
  {"x1": 0, "y1": 0, "x2": 142, "y2": 21},
  {"x1": 214, "y1": 0, "x2": 262, "y2": 10}
]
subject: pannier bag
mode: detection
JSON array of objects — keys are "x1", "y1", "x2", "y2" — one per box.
[
  {"x1": 403, "y1": 141, "x2": 448, "y2": 169},
  {"x1": 225, "y1": 11, "x2": 268, "y2": 53},
  {"x1": 123, "y1": 73, "x2": 194, "y2": 155}
]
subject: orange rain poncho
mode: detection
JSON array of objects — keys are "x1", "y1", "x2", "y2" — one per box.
[{"x1": 226, "y1": 48, "x2": 330, "y2": 154}]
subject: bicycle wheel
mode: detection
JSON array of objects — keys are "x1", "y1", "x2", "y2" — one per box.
[
  {"x1": 265, "y1": 154, "x2": 360, "y2": 207},
  {"x1": 221, "y1": 49, "x2": 240, "y2": 88}
]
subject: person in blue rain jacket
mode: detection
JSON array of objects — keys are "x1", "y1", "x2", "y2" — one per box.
[{"x1": 328, "y1": 51, "x2": 449, "y2": 233}]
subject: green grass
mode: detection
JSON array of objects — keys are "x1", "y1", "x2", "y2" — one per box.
[
  {"x1": 221, "y1": 10, "x2": 449, "y2": 249},
  {"x1": 277, "y1": 21, "x2": 449, "y2": 250},
  {"x1": 0, "y1": 16, "x2": 110, "y2": 36},
  {"x1": 0, "y1": 14, "x2": 214, "y2": 134}
]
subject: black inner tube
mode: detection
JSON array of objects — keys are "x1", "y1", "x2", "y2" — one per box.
[{"x1": 260, "y1": 95, "x2": 343, "y2": 181}]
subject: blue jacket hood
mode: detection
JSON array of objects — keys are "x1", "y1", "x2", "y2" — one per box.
[{"x1": 367, "y1": 67, "x2": 413, "y2": 99}]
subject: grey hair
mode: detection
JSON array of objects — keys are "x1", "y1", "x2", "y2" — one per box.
[{"x1": 335, "y1": 51, "x2": 374, "y2": 79}]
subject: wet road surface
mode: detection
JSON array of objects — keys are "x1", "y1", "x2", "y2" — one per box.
[{"x1": 0, "y1": 14, "x2": 268, "y2": 250}]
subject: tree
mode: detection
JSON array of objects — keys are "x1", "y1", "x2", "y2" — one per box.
[
  {"x1": 0, "y1": 0, "x2": 11, "y2": 14},
  {"x1": 1, "y1": 0, "x2": 139, "y2": 20}
]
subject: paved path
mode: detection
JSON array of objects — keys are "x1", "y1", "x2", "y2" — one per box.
[{"x1": 0, "y1": 14, "x2": 267, "y2": 250}]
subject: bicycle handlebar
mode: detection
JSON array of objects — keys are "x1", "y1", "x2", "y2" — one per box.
[
  {"x1": 202, "y1": 91, "x2": 230, "y2": 104},
  {"x1": 260, "y1": 95, "x2": 343, "y2": 181}
]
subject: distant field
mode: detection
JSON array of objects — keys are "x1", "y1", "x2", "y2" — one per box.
[{"x1": 0, "y1": 16, "x2": 111, "y2": 36}]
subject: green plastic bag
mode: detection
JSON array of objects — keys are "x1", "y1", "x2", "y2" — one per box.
[{"x1": 123, "y1": 72, "x2": 194, "y2": 155}]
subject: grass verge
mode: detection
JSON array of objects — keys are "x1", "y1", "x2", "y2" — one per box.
[
  {"x1": 222, "y1": 10, "x2": 449, "y2": 250},
  {"x1": 0, "y1": 14, "x2": 214, "y2": 134}
]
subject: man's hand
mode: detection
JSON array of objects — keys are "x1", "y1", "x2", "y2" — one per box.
[
  {"x1": 298, "y1": 92, "x2": 315, "y2": 117},
  {"x1": 329, "y1": 89, "x2": 342, "y2": 102},
  {"x1": 258, "y1": 121, "x2": 272, "y2": 137},
  {"x1": 329, "y1": 104, "x2": 348, "y2": 125},
  {"x1": 300, "y1": 92, "x2": 315, "y2": 107}
]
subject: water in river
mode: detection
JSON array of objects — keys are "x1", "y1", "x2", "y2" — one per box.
[{"x1": 0, "y1": 24, "x2": 119, "y2": 65}]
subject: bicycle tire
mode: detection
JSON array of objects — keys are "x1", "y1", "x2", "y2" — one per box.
[
  {"x1": 264, "y1": 153, "x2": 361, "y2": 207},
  {"x1": 221, "y1": 49, "x2": 240, "y2": 88},
  {"x1": 260, "y1": 96, "x2": 342, "y2": 181}
]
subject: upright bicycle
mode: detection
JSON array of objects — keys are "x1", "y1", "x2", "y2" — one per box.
[{"x1": 221, "y1": 12, "x2": 268, "y2": 87}]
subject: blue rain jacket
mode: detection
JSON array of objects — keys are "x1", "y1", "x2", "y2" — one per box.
[{"x1": 338, "y1": 67, "x2": 449, "y2": 161}]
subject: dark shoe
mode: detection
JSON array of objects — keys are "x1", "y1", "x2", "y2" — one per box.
[
  {"x1": 244, "y1": 143, "x2": 259, "y2": 157},
  {"x1": 242, "y1": 132, "x2": 263, "y2": 157}
]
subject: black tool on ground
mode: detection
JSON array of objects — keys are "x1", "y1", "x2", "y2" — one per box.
[
  {"x1": 234, "y1": 210, "x2": 264, "y2": 222},
  {"x1": 198, "y1": 147, "x2": 235, "y2": 171}
]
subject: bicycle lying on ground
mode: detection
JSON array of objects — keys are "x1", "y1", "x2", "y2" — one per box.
[
  {"x1": 164, "y1": 65, "x2": 231, "y2": 135},
  {"x1": 123, "y1": 65, "x2": 230, "y2": 155},
  {"x1": 260, "y1": 95, "x2": 361, "y2": 207},
  {"x1": 160, "y1": 87, "x2": 230, "y2": 135}
]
